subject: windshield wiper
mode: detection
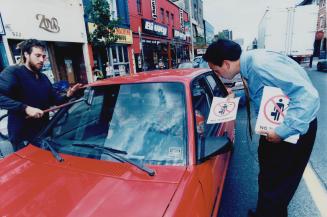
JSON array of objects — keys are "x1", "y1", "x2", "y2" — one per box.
[
  {"x1": 33, "y1": 137, "x2": 64, "y2": 162},
  {"x1": 72, "y1": 143, "x2": 155, "y2": 176},
  {"x1": 72, "y1": 143, "x2": 127, "y2": 155}
]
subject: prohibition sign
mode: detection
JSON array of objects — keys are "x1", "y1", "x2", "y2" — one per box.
[
  {"x1": 213, "y1": 101, "x2": 236, "y2": 117},
  {"x1": 263, "y1": 94, "x2": 289, "y2": 125}
]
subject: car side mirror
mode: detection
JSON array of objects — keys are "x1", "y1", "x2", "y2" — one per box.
[{"x1": 197, "y1": 135, "x2": 232, "y2": 163}]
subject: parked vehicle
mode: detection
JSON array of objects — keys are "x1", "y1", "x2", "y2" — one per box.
[
  {"x1": 317, "y1": 59, "x2": 327, "y2": 72},
  {"x1": 177, "y1": 62, "x2": 194, "y2": 69},
  {"x1": 258, "y1": 5, "x2": 319, "y2": 62},
  {"x1": 0, "y1": 68, "x2": 235, "y2": 217}
]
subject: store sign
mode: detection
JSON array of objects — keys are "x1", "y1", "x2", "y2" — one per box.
[
  {"x1": 115, "y1": 28, "x2": 133, "y2": 44},
  {"x1": 151, "y1": 0, "x2": 157, "y2": 20},
  {"x1": 142, "y1": 39, "x2": 160, "y2": 45},
  {"x1": 173, "y1": 29, "x2": 186, "y2": 40},
  {"x1": 0, "y1": 14, "x2": 5, "y2": 35},
  {"x1": 179, "y1": 8, "x2": 184, "y2": 31},
  {"x1": 88, "y1": 23, "x2": 133, "y2": 44},
  {"x1": 142, "y1": 19, "x2": 168, "y2": 37},
  {"x1": 36, "y1": 14, "x2": 60, "y2": 33},
  {"x1": 0, "y1": 0, "x2": 87, "y2": 43}
]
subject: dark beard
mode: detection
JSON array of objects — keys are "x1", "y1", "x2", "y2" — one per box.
[{"x1": 28, "y1": 62, "x2": 43, "y2": 73}]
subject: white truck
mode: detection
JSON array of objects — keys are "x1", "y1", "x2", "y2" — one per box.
[{"x1": 258, "y1": 5, "x2": 319, "y2": 63}]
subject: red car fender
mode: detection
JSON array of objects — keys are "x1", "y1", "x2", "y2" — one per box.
[{"x1": 163, "y1": 167, "x2": 208, "y2": 217}]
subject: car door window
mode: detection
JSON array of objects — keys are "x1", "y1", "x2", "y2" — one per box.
[
  {"x1": 192, "y1": 74, "x2": 227, "y2": 161},
  {"x1": 205, "y1": 74, "x2": 228, "y2": 97}
]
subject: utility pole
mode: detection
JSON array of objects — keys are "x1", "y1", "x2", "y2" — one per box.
[{"x1": 188, "y1": 0, "x2": 195, "y2": 60}]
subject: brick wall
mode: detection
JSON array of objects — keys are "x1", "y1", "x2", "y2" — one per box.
[{"x1": 128, "y1": 0, "x2": 189, "y2": 39}]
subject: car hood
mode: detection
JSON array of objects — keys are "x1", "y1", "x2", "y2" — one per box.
[{"x1": 0, "y1": 145, "x2": 186, "y2": 217}]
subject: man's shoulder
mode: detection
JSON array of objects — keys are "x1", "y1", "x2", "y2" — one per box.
[{"x1": 0, "y1": 65, "x2": 26, "y2": 77}]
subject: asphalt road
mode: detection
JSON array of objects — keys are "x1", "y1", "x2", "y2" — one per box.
[{"x1": 218, "y1": 66, "x2": 326, "y2": 217}]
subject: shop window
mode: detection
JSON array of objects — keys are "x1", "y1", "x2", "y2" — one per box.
[
  {"x1": 123, "y1": 46, "x2": 128, "y2": 62},
  {"x1": 0, "y1": 38, "x2": 8, "y2": 72},
  {"x1": 118, "y1": 46, "x2": 123, "y2": 62},
  {"x1": 108, "y1": 45, "x2": 129, "y2": 76},
  {"x1": 112, "y1": 47, "x2": 117, "y2": 63},
  {"x1": 136, "y1": 0, "x2": 142, "y2": 15}
]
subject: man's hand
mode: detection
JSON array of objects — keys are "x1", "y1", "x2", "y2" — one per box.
[
  {"x1": 258, "y1": 129, "x2": 282, "y2": 143},
  {"x1": 66, "y1": 83, "x2": 83, "y2": 97},
  {"x1": 25, "y1": 106, "x2": 44, "y2": 118},
  {"x1": 226, "y1": 87, "x2": 235, "y2": 99}
]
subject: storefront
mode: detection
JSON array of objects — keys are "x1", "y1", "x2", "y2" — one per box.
[
  {"x1": 172, "y1": 29, "x2": 190, "y2": 66},
  {"x1": 135, "y1": 19, "x2": 169, "y2": 72},
  {"x1": 88, "y1": 24, "x2": 133, "y2": 77},
  {"x1": 0, "y1": 0, "x2": 92, "y2": 83}
]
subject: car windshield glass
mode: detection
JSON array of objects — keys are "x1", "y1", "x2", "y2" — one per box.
[{"x1": 41, "y1": 82, "x2": 187, "y2": 166}]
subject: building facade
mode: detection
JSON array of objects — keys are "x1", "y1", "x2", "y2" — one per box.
[
  {"x1": 204, "y1": 20, "x2": 214, "y2": 45},
  {"x1": 129, "y1": 0, "x2": 190, "y2": 72},
  {"x1": 222, "y1": 29, "x2": 233, "y2": 40},
  {"x1": 0, "y1": 0, "x2": 92, "y2": 83},
  {"x1": 317, "y1": 0, "x2": 326, "y2": 58},
  {"x1": 83, "y1": 0, "x2": 134, "y2": 77}
]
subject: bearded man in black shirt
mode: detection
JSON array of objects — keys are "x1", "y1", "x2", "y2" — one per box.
[{"x1": 0, "y1": 39, "x2": 82, "y2": 151}]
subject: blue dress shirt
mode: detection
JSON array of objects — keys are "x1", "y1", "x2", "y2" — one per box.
[{"x1": 240, "y1": 49, "x2": 320, "y2": 139}]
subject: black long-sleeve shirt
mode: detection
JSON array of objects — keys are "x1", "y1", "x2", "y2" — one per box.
[{"x1": 0, "y1": 65, "x2": 68, "y2": 147}]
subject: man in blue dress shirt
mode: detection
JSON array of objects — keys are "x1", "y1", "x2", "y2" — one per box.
[{"x1": 204, "y1": 39, "x2": 320, "y2": 217}]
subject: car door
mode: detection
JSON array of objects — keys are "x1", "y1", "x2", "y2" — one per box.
[{"x1": 192, "y1": 72, "x2": 232, "y2": 216}]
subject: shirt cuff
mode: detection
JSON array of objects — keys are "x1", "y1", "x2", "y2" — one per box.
[
  {"x1": 20, "y1": 104, "x2": 27, "y2": 113},
  {"x1": 275, "y1": 124, "x2": 298, "y2": 139}
]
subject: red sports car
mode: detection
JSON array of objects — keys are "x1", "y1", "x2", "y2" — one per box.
[{"x1": 0, "y1": 68, "x2": 235, "y2": 217}]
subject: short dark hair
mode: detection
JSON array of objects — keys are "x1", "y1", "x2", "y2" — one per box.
[
  {"x1": 203, "y1": 39, "x2": 242, "y2": 67},
  {"x1": 18, "y1": 39, "x2": 46, "y2": 63}
]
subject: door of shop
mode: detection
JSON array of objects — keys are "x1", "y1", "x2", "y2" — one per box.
[
  {"x1": 108, "y1": 45, "x2": 129, "y2": 76},
  {"x1": 52, "y1": 42, "x2": 87, "y2": 84}
]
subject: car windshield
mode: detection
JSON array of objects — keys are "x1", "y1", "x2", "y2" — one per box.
[{"x1": 41, "y1": 82, "x2": 187, "y2": 166}]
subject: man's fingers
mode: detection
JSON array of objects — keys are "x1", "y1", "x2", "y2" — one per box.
[{"x1": 257, "y1": 130, "x2": 268, "y2": 136}]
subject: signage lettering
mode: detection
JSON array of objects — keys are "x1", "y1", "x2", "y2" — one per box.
[
  {"x1": 36, "y1": 14, "x2": 60, "y2": 33},
  {"x1": 142, "y1": 19, "x2": 168, "y2": 37},
  {"x1": 151, "y1": 0, "x2": 157, "y2": 19},
  {"x1": 179, "y1": 9, "x2": 184, "y2": 31},
  {"x1": 173, "y1": 29, "x2": 186, "y2": 40}
]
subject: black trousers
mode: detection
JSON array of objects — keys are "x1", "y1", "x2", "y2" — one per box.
[{"x1": 256, "y1": 118, "x2": 317, "y2": 217}]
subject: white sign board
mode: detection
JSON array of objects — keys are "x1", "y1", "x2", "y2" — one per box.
[
  {"x1": 207, "y1": 97, "x2": 240, "y2": 124},
  {"x1": 0, "y1": 0, "x2": 87, "y2": 43},
  {"x1": 255, "y1": 86, "x2": 299, "y2": 144}
]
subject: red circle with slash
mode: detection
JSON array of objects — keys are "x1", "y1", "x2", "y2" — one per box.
[
  {"x1": 263, "y1": 95, "x2": 289, "y2": 125},
  {"x1": 213, "y1": 101, "x2": 236, "y2": 117}
]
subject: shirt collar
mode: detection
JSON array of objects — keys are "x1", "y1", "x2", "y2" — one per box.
[{"x1": 239, "y1": 51, "x2": 249, "y2": 80}]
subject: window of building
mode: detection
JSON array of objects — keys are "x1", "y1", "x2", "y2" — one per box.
[
  {"x1": 160, "y1": 8, "x2": 165, "y2": 23},
  {"x1": 136, "y1": 0, "x2": 142, "y2": 15},
  {"x1": 166, "y1": 11, "x2": 170, "y2": 25},
  {"x1": 107, "y1": 0, "x2": 117, "y2": 20},
  {"x1": 171, "y1": 13, "x2": 174, "y2": 27},
  {"x1": 320, "y1": 16, "x2": 326, "y2": 29},
  {"x1": 109, "y1": 45, "x2": 130, "y2": 76}
]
